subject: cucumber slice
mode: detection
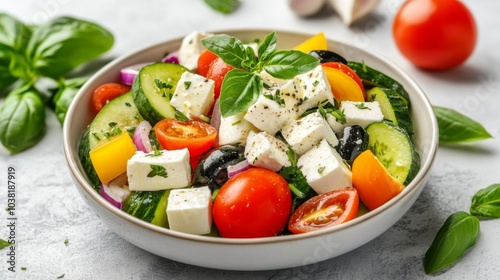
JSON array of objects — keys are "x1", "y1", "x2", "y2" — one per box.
[
  {"x1": 78, "y1": 92, "x2": 142, "y2": 188},
  {"x1": 347, "y1": 61, "x2": 410, "y2": 105},
  {"x1": 131, "y1": 62, "x2": 188, "y2": 124},
  {"x1": 367, "y1": 87, "x2": 414, "y2": 136},
  {"x1": 122, "y1": 190, "x2": 170, "y2": 228},
  {"x1": 366, "y1": 121, "x2": 420, "y2": 186}
]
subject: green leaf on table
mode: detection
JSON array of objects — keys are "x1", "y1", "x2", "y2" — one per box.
[
  {"x1": 0, "y1": 83, "x2": 46, "y2": 153},
  {"x1": 424, "y1": 211, "x2": 480, "y2": 275},
  {"x1": 26, "y1": 16, "x2": 114, "y2": 78},
  {"x1": 470, "y1": 183, "x2": 500, "y2": 218},
  {"x1": 434, "y1": 106, "x2": 492, "y2": 143},
  {"x1": 219, "y1": 69, "x2": 262, "y2": 117},
  {"x1": 203, "y1": 0, "x2": 240, "y2": 14},
  {"x1": 51, "y1": 77, "x2": 87, "y2": 124},
  {"x1": 0, "y1": 239, "x2": 10, "y2": 250},
  {"x1": 263, "y1": 50, "x2": 319, "y2": 80}
]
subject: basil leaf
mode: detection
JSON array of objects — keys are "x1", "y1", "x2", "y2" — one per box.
[
  {"x1": 257, "y1": 31, "x2": 277, "y2": 62},
  {"x1": 424, "y1": 211, "x2": 480, "y2": 275},
  {"x1": 51, "y1": 77, "x2": 87, "y2": 124},
  {"x1": 263, "y1": 50, "x2": 319, "y2": 79},
  {"x1": 201, "y1": 34, "x2": 247, "y2": 68},
  {"x1": 0, "y1": 239, "x2": 10, "y2": 249},
  {"x1": 470, "y1": 183, "x2": 500, "y2": 218},
  {"x1": 203, "y1": 0, "x2": 240, "y2": 14},
  {"x1": 0, "y1": 51, "x2": 17, "y2": 94},
  {"x1": 0, "y1": 83, "x2": 46, "y2": 153},
  {"x1": 219, "y1": 69, "x2": 262, "y2": 117},
  {"x1": 26, "y1": 16, "x2": 114, "y2": 78},
  {"x1": 434, "y1": 106, "x2": 492, "y2": 143}
]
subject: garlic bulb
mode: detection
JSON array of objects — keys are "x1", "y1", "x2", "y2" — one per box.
[
  {"x1": 288, "y1": 0, "x2": 327, "y2": 17},
  {"x1": 328, "y1": 0, "x2": 381, "y2": 25}
]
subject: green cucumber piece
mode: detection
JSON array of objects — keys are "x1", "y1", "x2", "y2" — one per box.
[
  {"x1": 366, "y1": 121, "x2": 420, "y2": 186},
  {"x1": 122, "y1": 190, "x2": 170, "y2": 228},
  {"x1": 347, "y1": 61, "x2": 410, "y2": 105},
  {"x1": 131, "y1": 62, "x2": 188, "y2": 124},
  {"x1": 78, "y1": 92, "x2": 142, "y2": 188},
  {"x1": 367, "y1": 87, "x2": 414, "y2": 136}
]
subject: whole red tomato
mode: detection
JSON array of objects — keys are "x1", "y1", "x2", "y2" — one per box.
[
  {"x1": 212, "y1": 168, "x2": 292, "y2": 238},
  {"x1": 393, "y1": 0, "x2": 477, "y2": 70}
]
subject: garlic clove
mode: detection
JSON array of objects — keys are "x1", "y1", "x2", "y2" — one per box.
[
  {"x1": 328, "y1": 0, "x2": 381, "y2": 25},
  {"x1": 288, "y1": 0, "x2": 327, "y2": 17}
]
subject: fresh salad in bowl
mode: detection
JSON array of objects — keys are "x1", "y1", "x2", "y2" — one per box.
[{"x1": 78, "y1": 31, "x2": 420, "y2": 238}]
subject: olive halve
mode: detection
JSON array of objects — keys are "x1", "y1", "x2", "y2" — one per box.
[
  {"x1": 308, "y1": 50, "x2": 348, "y2": 64},
  {"x1": 337, "y1": 125, "x2": 369, "y2": 165}
]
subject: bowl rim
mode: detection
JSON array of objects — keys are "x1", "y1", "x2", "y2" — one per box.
[{"x1": 63, "y1": 28, "x2": 439, "y2": 245}]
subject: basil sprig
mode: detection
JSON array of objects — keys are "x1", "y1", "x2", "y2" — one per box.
[
  {"x1": 470, "y1": 184, "x2": 500, "y2": 218},
  {"x1": 0, "y1": 13, "x2": 113, "y2": 153},
  {"x1": 203, "y1": 0, "x2": 240, "y2": 14},
  {"x1": 202, "y1": 32, "x2": 319, "y2": 117},
  {"x1": 434, "y1": 106, "x2": 492, "y2": 143}
]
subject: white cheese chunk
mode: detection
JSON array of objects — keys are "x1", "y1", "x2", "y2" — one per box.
[
  {"x1": 127, "y1": 149, "x2": 191, "y2": 191},
  {"x1": 178, "y1": 31, "x2": 213, "y2": 70},
  {"x1": 218, "y1": 111, "x2": 258, "y2": 146},
  {"x1": 243, "y1": 86, "x2": 300, "y2": 135},
  {"x1": 281, "y1": 112, "x2": 339, "y2": 156},
  {"x1": 170, "y1": 72, "x2": 215, "y2": 118},
  {"x1": 341, "y1": 101, "x2": 384, "y2": 128},
  {"x1": 297, "y1": 139, "x2": 352, "y2": 194},
  {"x1": 259, "y1": 70, "x2": 289, "y2": 88},
  {"x1": 244, "y1": 131, "x2": 291, "y2": 172},
  {"x1": 326, "y1": 114, "x2": 346, "y2": 133},
  {"x1": 293, "y1": 65, "x2": 335, "y2": 115},
  {"x1": 167, "y1": 186, "x2": 212, "y2": 235}
]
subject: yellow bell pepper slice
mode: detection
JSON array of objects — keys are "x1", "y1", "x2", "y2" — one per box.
[
  {"x1": 323, "y1": 66, "x2": 365, "y2": 102},
  {"x1": 89, "y1": 131, "x2": 136, "y2": 184},
  {"x1": 293, "y1": 32, "x2": 328, "y2": 53}
]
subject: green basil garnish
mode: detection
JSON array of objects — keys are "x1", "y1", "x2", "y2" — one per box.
[
  {"x1": 470, "y1": 184, "x2": 500, "y2": 218},
  {"x1": 203, "y1": 0, "x2": 240, "y2": 15},
  {"x1": 424, "y1": 211, "x2": 480, "y2": 274},
  {"x1": 434, "y1": 106, "x2": 492, "y2": 143}
]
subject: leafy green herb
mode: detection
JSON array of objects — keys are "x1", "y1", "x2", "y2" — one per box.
[
  {"x1": 92, "y1": 133, "x2": 100, "y2": 141},
  {"x1": 0, "y1": 239, "x2": 10, "y2": 249},
  {"x1": 184, "y1": 81, "x2": 192, "y2": 89},
  {"x1": 434, "y1": 106, "x2": 492, "y2": 143},
  {"x1": 318, "y1": 166, "x2": 325, "y2": 174},
  {"x1": 354, "y1": 102, "x2": 370, "y2": 110},
  {"x1": 21, "y1": 267, "x2": 27, "y2": 271},
  {"x1": 102, "y1": 127, "x2": 121, "y2": 139},
  {"x1": 279, "y1": 147, "x2": 315, "y2": 201},
  {"x1": 57, "y1": 274, "x2": 65, "y2": 279},
  {"x1": 424, "y1": 211, "x2": 479, "y2": 274},
  {"x1": 49, "y1": 77, "x2": 87, "y2": 124},
  {"x1": 202, "y1": 32, "x2": 319, "y2": 117},
  {"x1": 313, "y1": 80, "x2": 319, "y2": 87},
  {"x1": 470, "y1": 184, "x2": 500, "y2": 218},
  {"x1": 125, "y1": 102, "x2": 132, "y2": 107},
  {"x1": 146, "y1": 149, "x2": 162, "y2": 157},
  {"x1": 203, "y1": 0, "x2": 240, "y2": 14},
  {"x1": 147, "y1": 164, "x2": 168, "y2": 178},
  {"x1": 154, "y1": 79, "x2": 172, "y2": 90},
  {"x1": 263, "y1": 89, "x2": 285, "y2": 107},
  {"x1": 174, "y1": 109, "x2": 190, "y2": 122},
  {"x1": 108, "y1": 122, "x2": 117, "y2": 128}
]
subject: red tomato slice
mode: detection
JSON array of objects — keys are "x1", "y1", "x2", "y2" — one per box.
[
  {"x1": 288, "y1": 188, "x2": 359, "y2": 234},
  {"x1": 92, "y1": 83, "x2": 131, "y2": 113},
  {"x1": 213, "y1": 168, "x2": 292, "y2": 238},
  {"x1": 322, "y1": 62, "x2": 365, "y2": 95},
  {"x1": 197, "y1": 50, "x2": 218, "y2": 77},
  {"x1": 206, "y1": 57, "x2": 233, "y2": 100},
  {"x1": 154, "y1": 118, "x2": 217, "y2": 157}
]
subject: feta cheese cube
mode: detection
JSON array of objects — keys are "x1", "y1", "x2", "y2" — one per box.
[
  {"x1": 170, "y1": 72, "x2": 215, "y2": 118},
  {"x1": 218, "y1": 111, "x2": 258, "y2": 146},
  {"x1": 127, "y1": 149, "x2": 191, "y2": 191},
  {"x1": 326, "y1": 114, "x2": 346, "y2": 133},
  {"x1": 178, "y1": 31, "x2": 213, "y2": 70},
  {"x1": 341, "y1": 101, "x2": 384, "y2": 128},
  {"x1": 293, "y1": 65, "x2": 335, "y2": 114},
  {"x1": 167, "y1": 186, "x2": 212, "y2": 235},
  {"x1": 297, "y1": 139, "x2": 352, "y2": 194},
  {"x1": 281, "y1": 112, "x2": 339, "y2": 156},
  {"x1": 259, "y1": 70, "x2": 289, "y2": 87},
  {"x1": 244, "y1": 131, "x2": 291, "y2": 172}
]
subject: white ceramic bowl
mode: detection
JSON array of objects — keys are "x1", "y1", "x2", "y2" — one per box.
[{"x1": 63, "y1": 29, "x2": 438, "y2": 271}]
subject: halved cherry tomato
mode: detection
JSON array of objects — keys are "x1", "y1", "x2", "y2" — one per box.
[
  {"x1": 206, "y1": 57, "x2": 233, "y2": 100},
  {"x1": 154, "y1": 118, "x2": 217, "y2": 157},
  {"x1": 197, "y1": 50, "x2": 218, "y2": 77},
  {"x1": 351, "y1": 150, "x2": 404, "y2": 210},
  {"x1": 322, "y1": 64, "x2": 365, "y2": 102},
  {"x1": 322, "y1": 62, "x2": 365, "y2": 95},
  {"x1": 288, "y1": 188, "x2": 359, "y2": 234},
  {"x1": 213, "y1": 168, "x2": 292, "y2": 238},
  {"x1": 92, "y1": 83, "x2": 131, "y2": 113}
]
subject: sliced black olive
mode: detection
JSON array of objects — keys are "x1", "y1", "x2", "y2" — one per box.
[
  {"x1": 193, "y1": 145, "x2": 245, "y2": 190},
  {"x1": 308, "y1": 50, "x2": 348, "y2": 65},
  {"x1": 337, "y1": 125, "x2": 369, "y2": 165}
]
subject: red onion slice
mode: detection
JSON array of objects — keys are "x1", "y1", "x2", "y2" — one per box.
[
  {"x1": 161, "y1": 50, "x2": 179, "y2": 64},
  {"x1": 227, "y1": 160, "x2": 252, "y2": 178},
  {"x1": 133, "y1": 120, "x2": 153, "y2": 153},
  {"x1": 120, "y1": 62, "x2": 152, "y2": 85},
  {"x1": 99, "y1": 173, "x2": 130, "y2": 209}
]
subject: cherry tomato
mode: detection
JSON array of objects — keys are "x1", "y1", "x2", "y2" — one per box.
[
  {"x1": 288, "y1": 188, "x2": 359, "y2": 234},
  {"x1": 197, "y1": 50, "x2": 218, "y2": 77},
  {"x1": 213, "y1": 168, "x2": 292, "y2": 238},
  {"x1": 92, "y1": 83, "x2": 131, "y2": 112},
  {"x1": 154, "y1": 118, "x2": 217, "y2": 157},
  {"x1": 393, "y1": 0, "x2": 477, "y2": 70},
  {"x1": 206, "y1": 57, "x2": 233, "y2": 100}
]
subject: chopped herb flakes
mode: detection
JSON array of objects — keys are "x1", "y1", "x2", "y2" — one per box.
[
  {"x1": 125, "y1": 102, "x2": 132, "y2": 107},
  {"x1": 184, "y1": 81, "x2": 192, "y2": 89},
  {"x1": 21, "y1": 267, "x2": 27, "y2": 271},
  {"x1": 147, "y1": 165, "x2": 168, "y2": 178},
  {"x1": 154, "y1": 79, "x2": 172, "y2": 90},
  {"x1": 64, "y1": 238, "x2": 69, "y2": 246},
  {"x1": 355, "y1": 102, "x2": 370, "y2": 110},
  {"x1": 108, "y1": 122, "x2": 117, "y2": 128},
  {"x1": 264, "y1": 89, "x2": 285, "y2": 107},
  {"x1": 146, "y1": 149, "x2": 162, "y2": 157},
  {"x1": 57, "y1": 274, "x2": 65, "y2": 279},
  {"x1": 313, "y1": 80, "x2": 320, "y2": 87},
  {"x1": 318, "y1": 166, "x2": 326, "y2": 174}
]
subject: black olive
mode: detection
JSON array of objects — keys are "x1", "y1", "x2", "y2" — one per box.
[
  {"x1": 193, "y1": 145, "x2": 245, "y2": 190},
  {"x1": 337, "y1": 125, "x2": 369, "y2": 165},
  {"x1": 308, "y1": 50, "x2": 348, "y2": 65}
]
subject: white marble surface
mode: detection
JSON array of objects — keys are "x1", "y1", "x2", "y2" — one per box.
[{"x1": 1, "y1": 0, "x2": 500, "y2": 279}]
